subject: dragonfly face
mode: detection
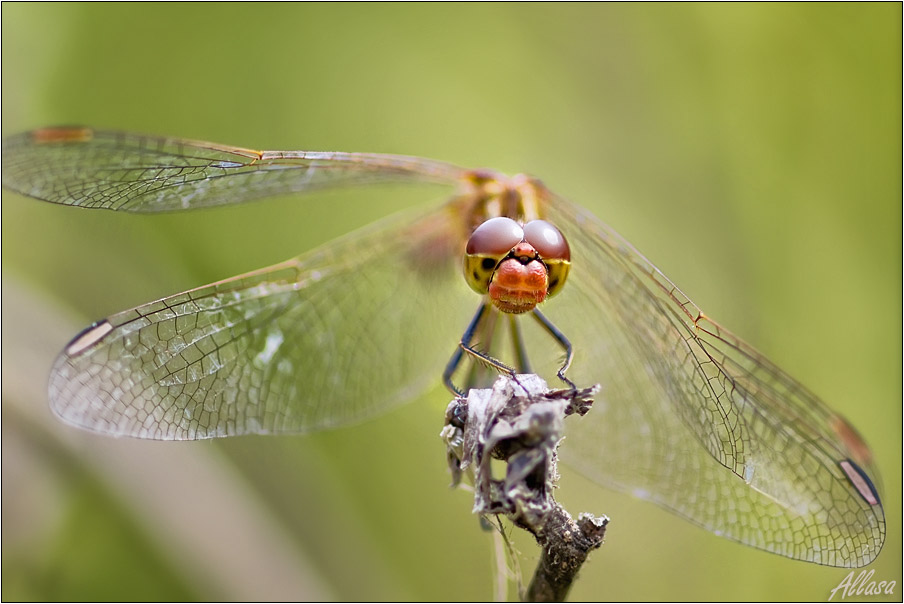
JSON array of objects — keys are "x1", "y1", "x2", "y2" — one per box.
[
  {"x1": 0, "y1": 127, "x2": 886, "y2": 569},
  {"x1": 464, "y1": 216, "x2": 571, "y2": 314}
]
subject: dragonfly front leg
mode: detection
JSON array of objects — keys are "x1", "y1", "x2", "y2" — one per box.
[
  {"x1": 531, "y1": 308, "x2": 576, "y2": 391},
  {"x1": 443, "y1": 301, "x2": 517, "y2": 396}
]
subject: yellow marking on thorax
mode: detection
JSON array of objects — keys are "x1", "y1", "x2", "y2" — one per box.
[{"x1": 461, "y1": 170, "x2": 547, "y2": 231}]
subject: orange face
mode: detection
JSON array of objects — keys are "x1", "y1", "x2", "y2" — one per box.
[{"x1": 463, "y1": 217, "x2": 571, "y2": 314}]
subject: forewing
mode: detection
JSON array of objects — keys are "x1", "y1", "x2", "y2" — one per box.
[
  {"x1": 50, "y1": 203, "x2": 474, "y2": 439},
  {"x1": 1, "y1": 127, "x2": 464, "y2": 212},
  {"x1": 542, "y1": 196, "x2": 885, "y2": 567}
]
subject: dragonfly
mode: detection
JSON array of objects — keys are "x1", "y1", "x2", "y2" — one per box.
[{"x1": 1, "y1": 127, "x2": 885, "y2": 569}]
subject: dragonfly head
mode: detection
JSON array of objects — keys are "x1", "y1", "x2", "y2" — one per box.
[{"x1": 464, "y1": 216, "x2": 571, "y2": 314}]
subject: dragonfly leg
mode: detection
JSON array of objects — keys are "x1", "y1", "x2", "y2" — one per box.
[
  {"x1": 443, "y1": 301, "x2": 517, "y2": 396},
  {"x1": 444, "y1": 302, "x2": 488, "y2": 395},
  {"x1": 531, "y1": 308, "x2": 576, "y2": 391},
  {"x1": 509, "y1": 313, "x2": 532, "y2": 374}
]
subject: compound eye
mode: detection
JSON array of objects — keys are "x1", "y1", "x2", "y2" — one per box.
[
  {"x1": 466, "y1": 217, "x2": 524, "y2": 256},
  {"x1": 523, "y1": 220, "x2": 570, "y2": 261},
  {"x1": 464, "y1": 217, "x2": 524, "y2": 295}
]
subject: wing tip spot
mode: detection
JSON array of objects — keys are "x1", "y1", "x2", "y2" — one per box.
[
  {"x1": 839, "y1": 459, "x2": 881, "y2": 507},
  {"x1": 65, "y1": 320, "x2": 114, "y2": 356}
]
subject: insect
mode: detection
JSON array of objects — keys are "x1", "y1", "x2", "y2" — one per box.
[{"x1": 1, "y1": 127, "x2": 885, "y2": 568}]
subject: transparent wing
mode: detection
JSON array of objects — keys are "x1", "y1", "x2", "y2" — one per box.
[
  {"x1": 49, "y1": 203, "x2": 475, "y2": 439},
  {"x1": 5, "y1": 125, "x2": 884, "y2": 566},
  {"x1": 1, "y1": 127, "x2": 465, "y2": 212},
  {"x1": 541, "y1": 195, "x2": 885, "y2": 567}
]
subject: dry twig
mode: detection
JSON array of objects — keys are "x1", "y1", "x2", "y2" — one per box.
[{"x1": 441, "y1": 375, "x2": 607, "y2": 602}]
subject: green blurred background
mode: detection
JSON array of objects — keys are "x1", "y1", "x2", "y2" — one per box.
[{"x1": 2, "y1": 3, "x2": 900, "y2": 601}]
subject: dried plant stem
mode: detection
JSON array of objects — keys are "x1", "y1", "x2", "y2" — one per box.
[
  {"x1": 441, "y1": 374, "x2": 607, "y2": 602},
  {"x1": 524, "y1": 505, "x2": 608, "y2": 602}
]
